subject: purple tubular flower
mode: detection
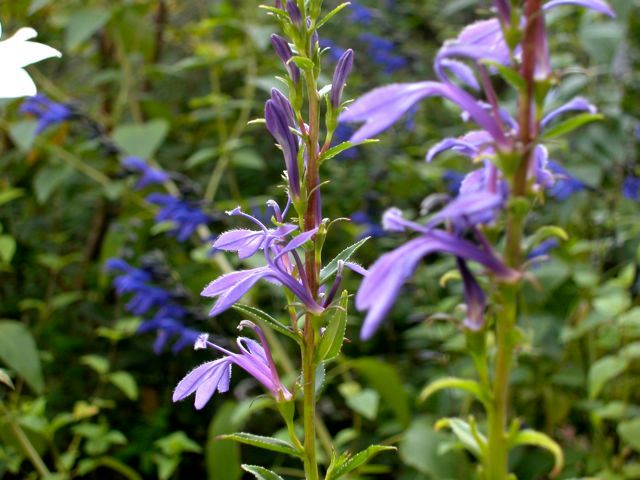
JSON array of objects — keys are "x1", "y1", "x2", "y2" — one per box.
[
  {"x1": 285, "y1": 0, "x2": 303, "y2": 25},
  {"x1": 339, "y1": 81, "x2": 507, "y2": 146},
  {"x1": 494, "y1": 0, "x2": 511, "y2": 23},
  {"x1": 173, "y1": 323, "x2": 292, "y2": 409},
  {"x1": 270, "y1": 88, "x2": 296, "y2": 128},
  {"x1": 623, "y1": 175, "x2": 640, "y2": 201},
  {"x1": 265, "y1": 96, "x2": 301, "y2": 196},
  {"x1": 20, "y1": 94, "x2": 74, "y2": 134},
  {"x1": 438, "y1": 59, "x2": 481, "y2": 91},
  {"x1": 271, "y1": 34, "x2": 300, "y2": 85},
  {"x1": 456, "y1": 258, "x2": 486, "y2": 331},
  {"x1": 356, "y1": 230, "x2": 519, "y2": 340},
  {"x1": 121, "y1": 156, "x2": 169, "y2": 189},
  {"x1": 105, "y1": 258, "x2": 171, "y2": 315},
  {"x1": 331, "y1": 49, "x2": 354, "y2": 108},
  {"x1": 202, "y1": 207, "x2": 322, "y2": 316},
  {"x1": 547, "y1": 161, "x2": 586, "y2": 200},
  {"x1": 427, "y1": 190, "x2": 504, "y2": 229},
  {"x1": 543, "y1": 0, "x2": 615, "y2": 17},
  {"x1": 541, "y1": 97, "x2": 597, "y2": 128}
]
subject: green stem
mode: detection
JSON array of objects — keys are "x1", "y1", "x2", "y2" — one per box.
[
  {"x1": 1, "y1": 404, "x2": 51, "y2": 477},
  {"x1": 302, "y1": 319, "x2": 319, "y2": 480}
]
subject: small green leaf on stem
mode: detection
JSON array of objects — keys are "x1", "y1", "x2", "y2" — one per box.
[{"x1": 510, "y1": 429, "x2": 564, "y2": 477}]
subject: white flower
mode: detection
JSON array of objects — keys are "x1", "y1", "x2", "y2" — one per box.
[{"x1": 0, "y1": 21, "x2": 61, "y2": 99}]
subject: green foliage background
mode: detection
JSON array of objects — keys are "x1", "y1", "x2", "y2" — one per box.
[{"x1": 1, "y1": 0, "x2": 640, "y2": 478}]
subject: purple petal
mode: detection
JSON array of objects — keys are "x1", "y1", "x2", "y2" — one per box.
[
  {"x1": 194, "y1": 361, "x2": 233, "y2": 410},
  {"x1": 277, "y1": 227, "x2": 318, "y2": 256},
  {"x1": 213, "y1": 229, "x2": 265, "y2": 259},
  {"x1": 457, "y1": 258, "x2": 486, "y2": 330},
  {"x1": 201, "y1": 268, "x2": 270, "y2": 316},
  {"x1": 340, "y1": 81, "x2": 506, "y2": 145},
  {"x1": 543, "y1": 0, "x2": 615, "y2": 17},
  {"x1": 438, "y1": 59, "x2": 481, "y2": 90},
  {"x1": 426, "y1": 137, "x2": 478, "y2": 162},
  {"x1": 172, "y1": 358, "x2": 231, "y2": 403},
  {"x1": 541, "y1": 97, "x2": 597, "y2": 128},
  {"x1": 428, "y1": 191, "x2": 504, "y2": 228},
  {"x1": 344, "y1": 261, "x2": 368, "y2": 276}
]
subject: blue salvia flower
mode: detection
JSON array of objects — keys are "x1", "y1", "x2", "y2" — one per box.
[
  {"x1": 349, "y1": 1, "x2": 374, "y2": 25},
  {"x1": 121, "y1": 156, "x2": 169, "y2": 190},
  {"x1": 20, "y1": 94, "x2": 74, "y2": 134},
  {"x1": 146, "y1": 193, "x2": 211, "y2": 242},
  {"x1": 320, "y1": 39, "x2": 347, "y2": 63},
  {"x1": 623, "y1": 175, "x2": 640, "y2": 201},
  {"x1": 351, "y1": 211, "x2": 387, "y2": 239},
  {"x1": 173, "y1": 321, "x2": 292, "y2": 410},
  {"x1": 106, "y1": 258, "x2": 171, "y2": 315},
  {"x1": 528, "y1": 238, "x2": 560, "y2": 261},
  {"x1": 359, "y1": 34, "x2": 407, "y2": 74},
  {"x1": 547, "y1": 161, "x2": 586, "y2": 200}
]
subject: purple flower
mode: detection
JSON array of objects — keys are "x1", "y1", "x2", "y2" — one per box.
[
  {"x1": 20, "y1": 94, "x2": 74, "y2": 134},
  {"x1": 547, "y1": 161, "x2": 585, "y2": 200},
  {"x1": 356, "y1": 209, "x2": 520, "y2": 340},
  {"x1": 173, "y1": 321, "x2": 292, "y2": 409},
  {"x1": 121, "y1": 156, "x2": 169, "y2": 189},
  {"x1": 265, "y1": 90, "x2": 301, "y2": 197},
  {"x1": 457, "y1": 258, "x2": 486, "y2": 331},
  {"x1": 105, "y1": 258, "x2": 171, "y2": 315},
  {"x1": 202, "y1": 206, "x2": 323, "y2": 316},
  {"x1": 623, "y1": 175, "x2": 640, "y2": 201},
  {"x1": 339, "y1": 82, "x2": 507, "y2": 145},
  {"x1": 271, "y1": 34, "x2": 300, "y2": 85},
  {"x1": 285, "y1": 0, "x2": 303, "y2": 26},
  {"x1": 543, "y1": 0, "x2": 615, "y2": 17},
  {"x1": 146, "y1": 194, "x2": 211, "y2": 242},
  {"x1": 359, "y1": 34, "x2": 407, "y2": 74},
  {"x1": 331, "y1": 49, "x2": 354, "y2": 108},
  {"x1": 528, "y1": 238, "x2": 559, "y2": 260},
  {"x1": 349, "y1": 2, "x2": 374, "y2": 25}
]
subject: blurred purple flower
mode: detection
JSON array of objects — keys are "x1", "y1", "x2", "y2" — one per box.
[
  {"x1": 623, "y1": 175, "x2": 640, "y2": 201},
  {"x1": 173, "y1": 321, "x2": 292, "y2": 409},
  {"x1": 528, "y1": 238, "x2": 560, "y2": 260},
  {"x1": 105, "y1": 258, "x2": 170, "y2": 315},
  {"x1": 547, "y1": 161, "x2": 585, "y2": 200},
  {"x1": 146, "y1": 193, "x2": 210, "y2": 242},
  {"x1": 121, "y1": 156, "x2": 169, "y2": 189},
  {"x1": 349, "y1": 1, "x2": 374, "y2": 25},
  {"x1": 359, "y1": 34, "x2": 407, "y2": 74},
  {"x1": 20, "y1": 94, "x2": 74, "y2": 134}
]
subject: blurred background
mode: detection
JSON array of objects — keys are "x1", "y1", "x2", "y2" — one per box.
[{"x1": 1, "y1": 0, "x2": 640, "y2": 478}]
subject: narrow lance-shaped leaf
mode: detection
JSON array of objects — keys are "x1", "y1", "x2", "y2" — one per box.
[
  {"x1": 435, "y1": 417, "x2": 487, "y2": 460},
  {"x1": 316, "y1": 290, "x2": 348, "y2": 361},
  {"x1": 418, "y1": 376, "x2": 491, "y2": 408},
  {"x1": 232, "y1": 304, "x2": 300, "y2": 343},
  {"x1": 217, "y1": 432, "x2": 303, "y2": 458},
  {"x1": 326, "y1": 445, "x2": 397, "y2": 479},
  {"x1": 320, "y1": 236, "x2": 370, "y2": 283},
  {"x1": 510, "y1": 429, "x2": 564, "y2": 478},
  {"x1": 541, "y1": 113, "x2": 603, "y2": 139},
  {"x1": 241, "y1": 465, "x2": 285, "y2": 480}
]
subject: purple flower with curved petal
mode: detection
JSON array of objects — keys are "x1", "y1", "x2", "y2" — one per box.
[
  {"x1": 20, "y1": 93, "x2": 74, "y2": 134},
  {"x1": 457, "y1": 257, "x2": 486, "y2": 330},
  {"x1": 339, "y1": 81, "x2": 507, "y2": 145},
  {"x1": 541, "y1": 97, "x2": 597, "y2": 128},
  {"x1": 173, "y1": 322, "x2": 292, "y2": 409},
  {"x1": 146, "y1": 193, "x2": 211, "y2": 242},
  {"x1": 121, "y1": 156, "x2": 169, "y2": 189},
  {"x1": 543, "y1": 0, "x2": 615, "y2": 17}
]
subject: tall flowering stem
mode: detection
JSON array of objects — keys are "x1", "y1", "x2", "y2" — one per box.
[{"x1": 342, "y1": 0, "x2": 614, "y2": 477}]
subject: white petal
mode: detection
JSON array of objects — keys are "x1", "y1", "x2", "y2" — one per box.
[
  {"x1": 0, "y1": 68, "x2": 37, "y2": 98},
  {"x1": 0, "y1": 40, "x2": 61, "y2": 68}
]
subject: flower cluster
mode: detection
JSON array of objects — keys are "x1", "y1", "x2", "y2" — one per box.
[
  {"x1": 106, "y1": 256, "x2": 202, "y2": 354},
  {"x1": 341, "y1": 0, "x2": 614, "y2": 339},
  {"x1": 20, "y1": 94, "x2": 75, "y2": 133}
]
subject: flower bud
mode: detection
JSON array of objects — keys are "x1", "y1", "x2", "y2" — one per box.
[
  {"x1": 271, "y1": 34, "x2": 300, "y2": 85},
  {"x1": 286, "y1": 0, "x2": 303, "y2": 26},
  {"x1": 330, "y1": 49, "x2": 354, "y2": 108}
]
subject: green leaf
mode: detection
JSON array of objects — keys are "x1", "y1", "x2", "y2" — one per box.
[
  {"x1": 218, "y1": 433, "x2": 302, "y2": 458},
  {"x1": 525, "y1": 225, "x2": 569, "y2": 252},
  {"x1": 33, "y1": 165, "x2": 74, "y2": 204},
  {"x1": 232, "y1": 305, "x2": 299, "y2": 343},
  {"x1": 241, "y1": 465, "x2": 284, "y2": 480},
  {"x1": 320, "y1": 139, "x2": 378, "y2": 163},
  {"x1": 351, "y1": 358, "x2": 410, "y2": 427},
  {"x1": 481, "y1": 60, "x2": 526, "y2": 92},
  {"x1": 108, "y1": 371, "x2": 139, "y2": 400},
  {"x1": 112, "y1": 119, "x2": 170, "y2": 159},
  {"x1": 339, "y1": 382, "x2": 379, "y2": 420},
  {"x1": 541, "y1": 113, "x2": 603, "y2": 140},
  {"x1": 207, "y1": 402, "x2": 242, "y2": 480},
  {"x1": 320, "y1": 237, "x2": 370, "y2": 284},
  {"x1": 0, "y1": 320, "x2": 44, "y2": 393},
  {"x1": 156, "y1": 431, "x2": 202, "y2": 455},
  {"x1": 418, "y1": 377, "x2": 490, "y2": 408},
  {"x1": 316, "y1": 290, "x2": 348, "y2": 361},
  {"x1": 289, "y1": 56, "x2": 315, "y2": 71},
  {"x1": 589, "y1": 355, "x2": 629, "y2": 400},
  {"x1": 0, "y1": 235, "x2": 16, "y2": 264},
  {"x1": 327, "y1": 445, "x2": 396, "y2": 479},
  {"x1": 434, "y1": 418, "x2": 486, "y2": 459},
  {"x1": 618, "y1": 418, "x2": 640, "y2": 452},
  {"x1": 510, "y1": 429, "x2": 564, "y2": 477},
  {"x1": 399, "y1": 416, "x2": 459, "y2": 476},
  {"x1": 317, "y1": 2, "x2": 351, "y2": 29},
  {"x1": 0, "y1": 368, "x2": 14, "y2": 390},
  {"x1": 8, "y1": 120, "x2": 38, "y2": 151},
  {"x1": 81, "y1": 355, "x2": 110, "y2": 375},
  {"x1": 65, "y1": 7, "x2": 112, "y2": 50},
  {"x1": 0, "y1": 188, "x2": 24, "y2": 207}
]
